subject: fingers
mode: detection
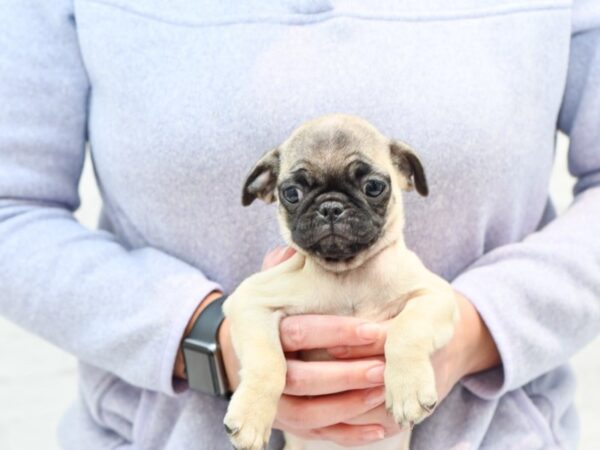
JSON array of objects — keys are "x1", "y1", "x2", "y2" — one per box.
[
  {"x1": 262, "y1": 246, "x2": 296, "y2": 270},
  {"x1": 326, "y1": 319, "x2": 391, "y2": 359},
  {"x1": 327, "y1": 341, "x2": 386, "y2": 360},
  {"x1": 278, "y1": 423, "x2": 387, "y2": 447},
  {"x1": 343, "y1": 404, "x2": 403, "y2": 437},
  {"x1": 280, "y1": 315, "x2": 384, "y2": 352},
  {"x1": 276, "y1": 387, "x2": 386, "y2": 430},
  {"x1": 284, "y1": 359, "x2": 385, "y2": 396}
]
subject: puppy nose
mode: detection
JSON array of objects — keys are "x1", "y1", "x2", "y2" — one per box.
[{"x1": 318, "y1": 201, "x2": 345, "y2": 222}]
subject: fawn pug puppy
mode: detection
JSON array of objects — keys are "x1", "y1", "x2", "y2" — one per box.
[{"x1": 222, "y1": 114, "x2": 458, "y2": 450}]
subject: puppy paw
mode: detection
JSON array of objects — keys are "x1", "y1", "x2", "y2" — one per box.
[
  {"x1": 224, "y1": 387, "x2": 277, "y2": 450},
  {"x1": 384, "y1": 357, "x2": 437, "y2": 426}
]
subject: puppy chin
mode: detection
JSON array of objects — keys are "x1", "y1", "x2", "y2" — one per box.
[
  {"x1": 310, "y1": 236, "x2": 392, "y2": 272},
  {"x1": 278, "y1": 229, "x2": 368, "y2": 272},
  {"x1": 313, "y1": 252, "x2": 371, "y2": 273}
]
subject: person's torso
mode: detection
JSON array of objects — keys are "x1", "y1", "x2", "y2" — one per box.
[
  {"x1": 69, "y1": 1, "x2": 577, "y2": 448},
  {"x1": 77, "y1": 0, "x2": 570, "y2": 292}
]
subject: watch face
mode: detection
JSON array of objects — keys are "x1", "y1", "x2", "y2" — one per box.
[
  {"x1": 183, "y1": 340, "x2": 229, "y2": 397},
  {"x1": 183, "y1": 337, "x2": 218, "y2": 354},
  {"x1": 183, "y1": 346, "x2": 218, "y2": 394}
]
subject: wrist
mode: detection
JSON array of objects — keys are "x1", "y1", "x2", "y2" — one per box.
[{"x1": 173, "y1": 290, "x2": 224, "y2": 380}]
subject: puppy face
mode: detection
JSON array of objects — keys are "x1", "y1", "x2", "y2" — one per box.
[{"x1": 242, "y1": 114, "x2": 428, "y2": 271}]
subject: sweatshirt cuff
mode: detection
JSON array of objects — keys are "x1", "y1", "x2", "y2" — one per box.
[
  {"x1": 158, "y1": 273, "x2": 222, "y2": 397},
  {"x1": 452, "y1": 274, "x2": 512, "y2": 400}
]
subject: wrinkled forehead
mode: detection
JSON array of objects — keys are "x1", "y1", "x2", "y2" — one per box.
[{"x1": 279, "y1": 118, "x2": 391, "y2": 175}]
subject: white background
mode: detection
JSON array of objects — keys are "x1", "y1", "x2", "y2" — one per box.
[{"x1": 0, "y1": 135, "x2": 598, "y2": 449}]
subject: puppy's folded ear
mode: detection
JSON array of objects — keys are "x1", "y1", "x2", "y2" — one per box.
[
  {"x1": 241, "y1": 148, "x2": 280, "y2": 206},
  {"x1": 389, "y1": 140, "x2": 429, "y2": 196}
]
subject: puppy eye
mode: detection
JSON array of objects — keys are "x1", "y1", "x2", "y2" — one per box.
[
  {"x1": 282, "y1": 186, "x2": 303, "y2": 204},
  {"x1": 363, "y1": 180, "x2": 386, "y2": 197}
]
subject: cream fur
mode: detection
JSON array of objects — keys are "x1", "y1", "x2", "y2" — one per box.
[{"x1": 223, "y1": 115, "x2": 458, "y2": 450}]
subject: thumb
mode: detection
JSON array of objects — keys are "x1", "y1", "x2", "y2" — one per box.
[{"x1": 262, "y1": 246, "x2": 297, "y2": 271}]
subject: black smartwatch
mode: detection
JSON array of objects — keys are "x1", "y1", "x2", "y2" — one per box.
[{"x1": 182, "y1": 295, "x2": 231, "y2": 399}]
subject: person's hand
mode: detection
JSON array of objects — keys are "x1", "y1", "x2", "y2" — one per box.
[
  {"x1": 219, "y1": 311, "x2": 395, "y2": 445},
  {"x1": 272, "y1": 314, "x2": 402, "y2": 445}
]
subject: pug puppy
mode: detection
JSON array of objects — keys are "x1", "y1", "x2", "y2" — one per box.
[{"x1": 222, "y1": 114, "x2": 458, "y2": 450}]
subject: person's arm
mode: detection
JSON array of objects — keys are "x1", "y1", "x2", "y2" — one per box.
[
  {"x1": 0, "y1": 0, "x2": 220, "y2": 395},
  {"x1": 451, "y1": 2, "x2": 600, "y2": 398}
]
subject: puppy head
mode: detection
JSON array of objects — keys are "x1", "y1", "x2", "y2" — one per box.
[{"x1": 242, "y1": 114, "x2": 428, "y2": 271}]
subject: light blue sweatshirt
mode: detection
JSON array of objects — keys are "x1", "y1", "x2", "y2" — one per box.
[{"x1": 1, "y1": 0, "x2": 599, "y2": 449}]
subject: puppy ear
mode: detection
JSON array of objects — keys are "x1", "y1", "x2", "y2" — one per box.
[
  {"x1": 241, "y1": 148, "x2": 280, "y2": 206},
  {"x1": 389, "y1": 140, "x2": 429, "y2": 196}
]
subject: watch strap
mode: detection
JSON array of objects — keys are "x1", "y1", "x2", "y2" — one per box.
[{"x1": 187, "y1": 294, "x2": 227, "y2": 344}]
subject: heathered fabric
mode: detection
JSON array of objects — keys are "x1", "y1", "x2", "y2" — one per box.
[{"x1": 1, "y1": 0, "x2": 599, "y2": 449}]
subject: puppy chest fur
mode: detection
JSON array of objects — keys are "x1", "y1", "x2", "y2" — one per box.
[{"x1": 282, "y1": 243, "x2": 427, "y2": 321}]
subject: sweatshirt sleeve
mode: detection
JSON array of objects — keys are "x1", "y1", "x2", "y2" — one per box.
[
  {"x1": 452, "y1": 1, "x2": 600, "y2": 399},
  {"x1": 0, "y1": 0, "x2": 221, "y2": 396}
]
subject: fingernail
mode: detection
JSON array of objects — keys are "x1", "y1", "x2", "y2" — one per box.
[
  {"x1": 365, "y1": 364, "x2": 385, "y2": 383},
  {"x1": 363, "y1": 427, "x2": 385, "y2": 441},
  {"x1": 356, "y1": 323, "x2": 381, "y2": 341},
  {"x1": 328, "y1": 346, "x2": 349, "y2": 357},
  {"x1": 364, "y1": 387, "x2": 385, "y2": 406}
]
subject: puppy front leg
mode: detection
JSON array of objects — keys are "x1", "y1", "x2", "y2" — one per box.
[
  {"x1": 223, "y1": 298, "x2": 286, "y2": 450},
  {"x1": 384, "y1": 285, "x2": 458, "y2": 426}
]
